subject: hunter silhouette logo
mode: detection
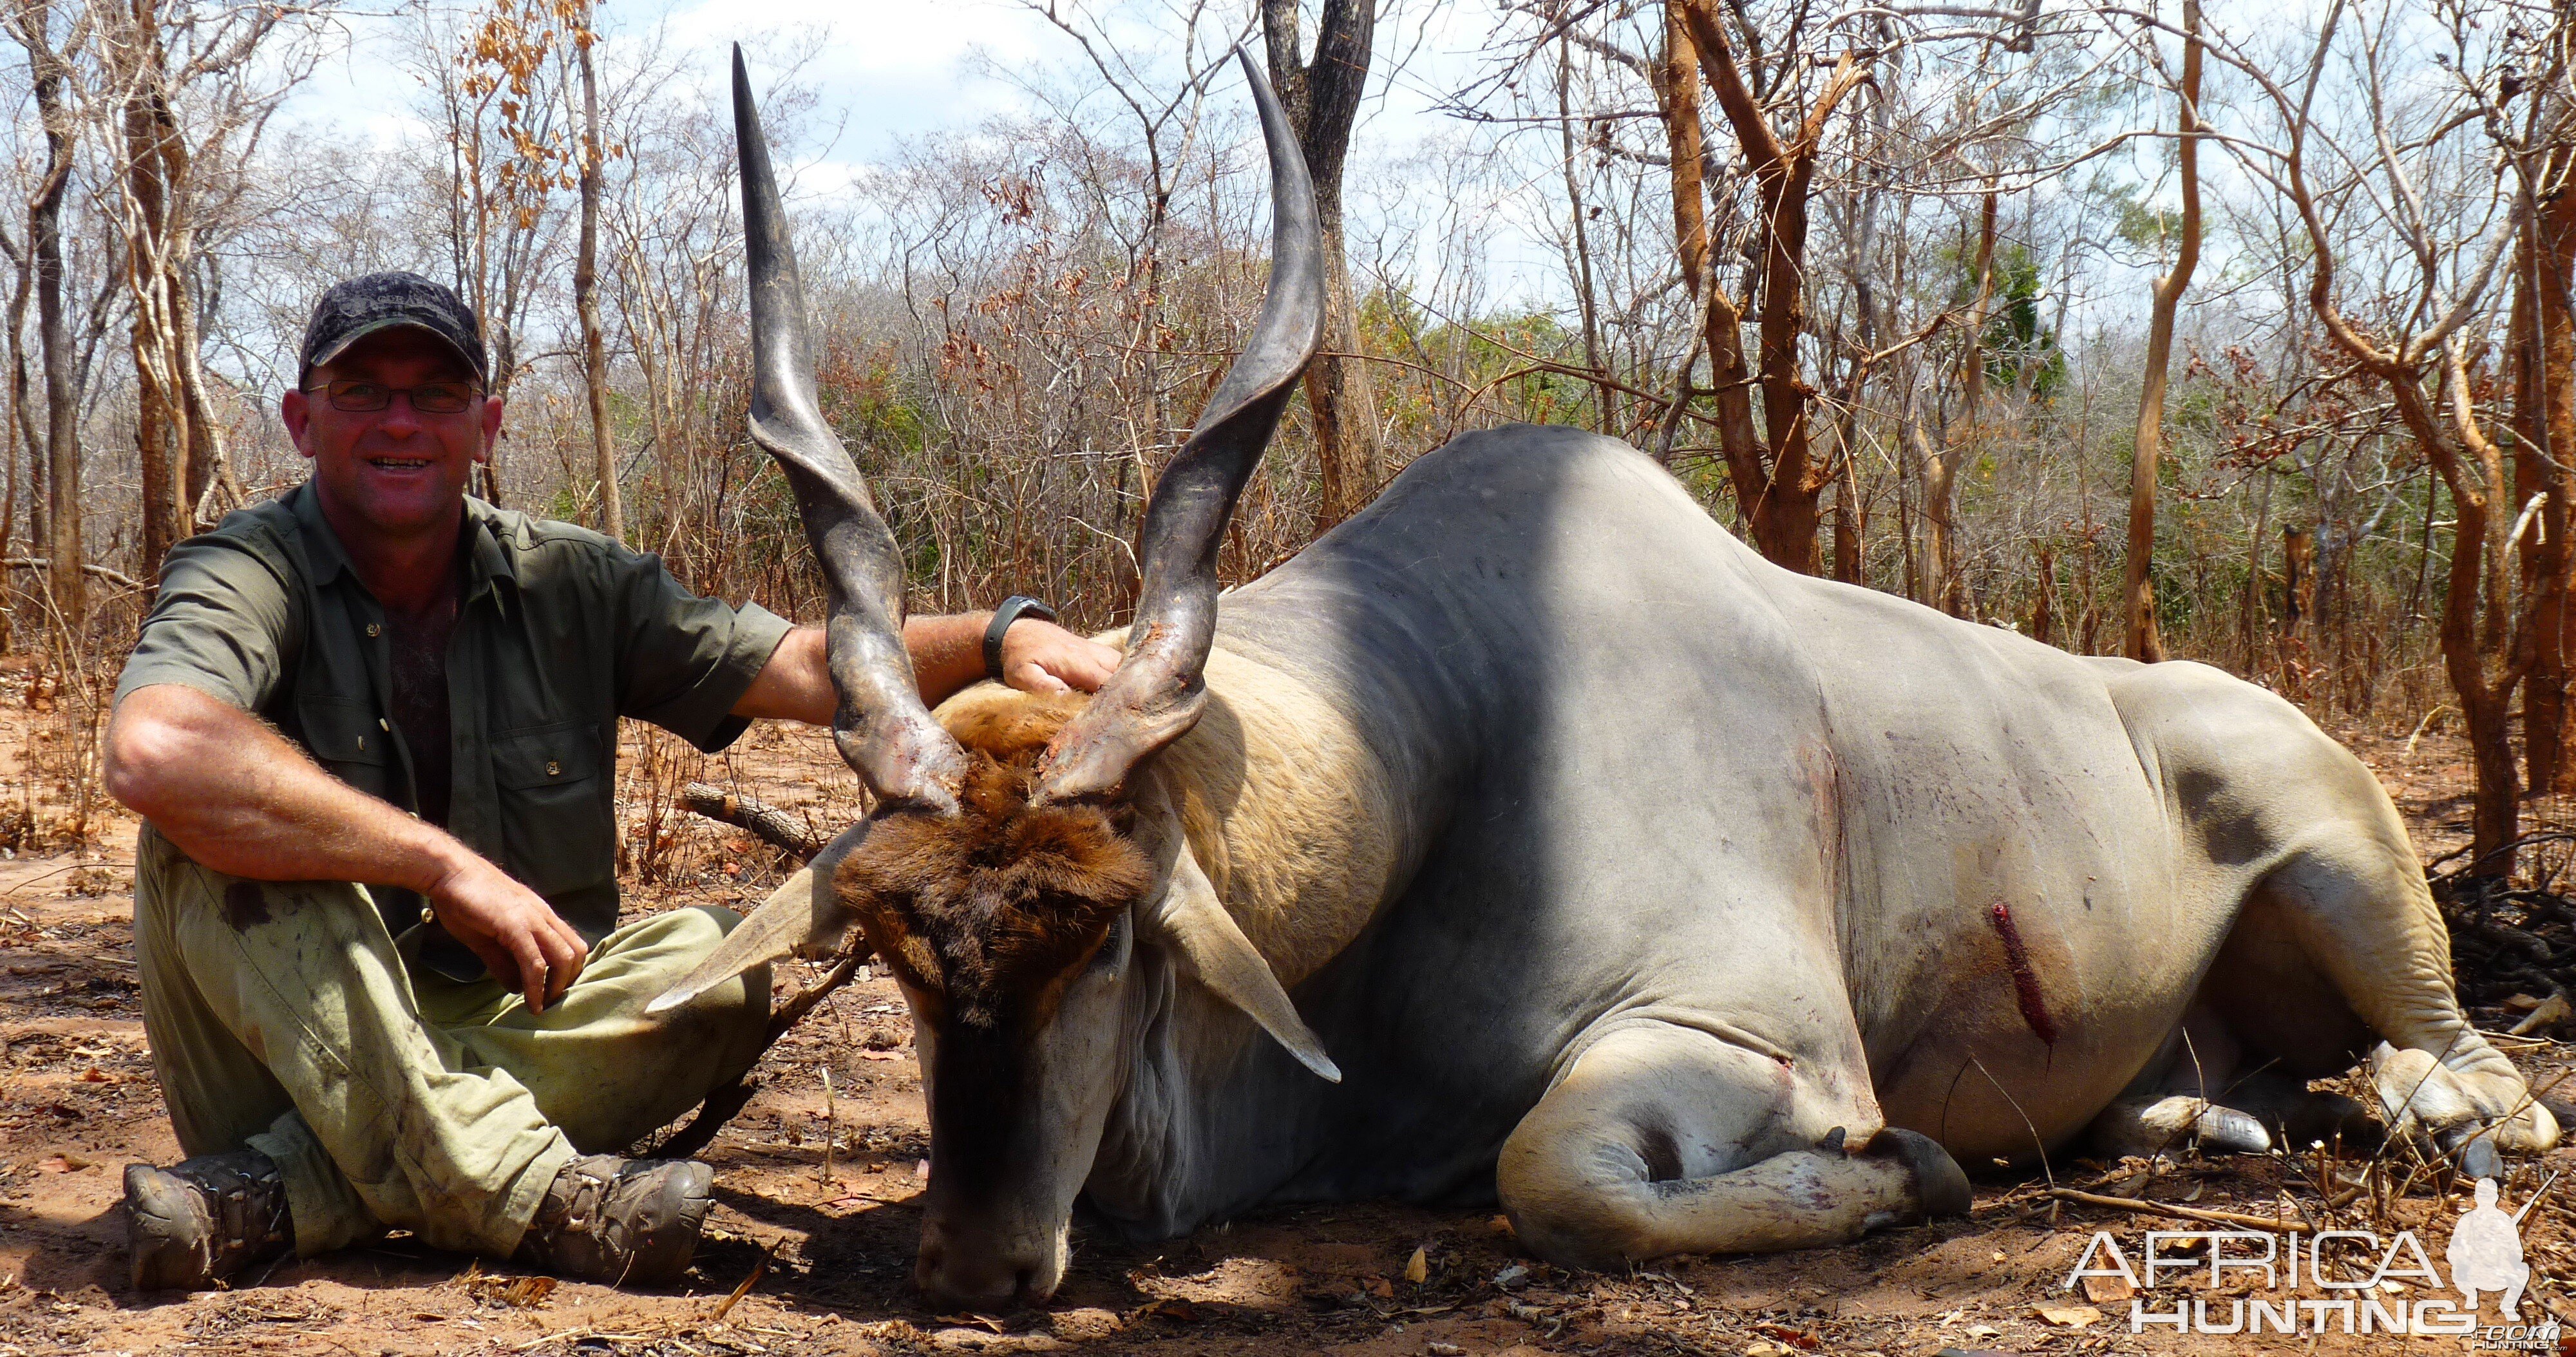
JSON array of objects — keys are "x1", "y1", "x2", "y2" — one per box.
[
  {"x1": 2061, "y1": 1172, "x2": 2562, "y2": 1343},
  {"x1": 2450, "y1": 1177, "x2": 2537, "y2": 1320}
]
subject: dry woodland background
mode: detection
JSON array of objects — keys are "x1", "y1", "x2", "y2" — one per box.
[{"x1": 6, "y1": 0, "x2": 2576, "y2": 1353}]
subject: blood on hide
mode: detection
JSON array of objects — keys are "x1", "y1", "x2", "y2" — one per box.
[{"x1": 1987, "y1": 901, "x2": 2057, "y2": 1045}]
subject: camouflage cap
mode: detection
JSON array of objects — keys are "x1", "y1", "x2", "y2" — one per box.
[{"x1": 297, "y1": 271, "x2": 488, "y2": 387}]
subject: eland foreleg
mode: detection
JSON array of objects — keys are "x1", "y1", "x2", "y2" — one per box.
[{"x1": 1495, "y1": 1023, "x2": 1968, "y2": 1269}]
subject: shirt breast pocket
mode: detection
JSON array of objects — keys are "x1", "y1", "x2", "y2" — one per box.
[
  {"x1": 296, "y1": 697, "x2": 393, "y2": 800},
  {"x1": 491, "y1": 721, "x2": 612, "y2": 898}
]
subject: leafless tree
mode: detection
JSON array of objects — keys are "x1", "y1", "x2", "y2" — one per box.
[
  {"x1": 565, "y1": 0, "x2": 614, "y2": 540},
  {"x1": 2151, "y1": 0, "x2": 2530, "y2": 869},
  {"x1": 1263, "y1": 0, "x2": 1381, "y2": 531},
  {"x1": 9, "y1": 0, "x2": 91, "y2": 635},
  {"x1": 2121, "y1": 0, "x2": 2201, "y2": 661},
  {"x1": 97, "y1": 0, "x2": 320, "y2": 571}
]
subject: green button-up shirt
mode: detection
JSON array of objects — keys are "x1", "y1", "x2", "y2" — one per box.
[{"x1": 115, "y1": 480, "x2": 793, "y2": 981}]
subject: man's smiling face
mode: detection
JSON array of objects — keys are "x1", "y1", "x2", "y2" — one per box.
[{"x1": 283, "y1": 326, "x2": 503, "y2": 546}]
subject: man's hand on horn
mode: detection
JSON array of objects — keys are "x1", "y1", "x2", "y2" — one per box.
[
  {"x1": 734, "y1": 612, "x2": 1123, "y2": 723},
  {"x1": 996, "y1": 619, "x2": 1119, "y2": 695}
]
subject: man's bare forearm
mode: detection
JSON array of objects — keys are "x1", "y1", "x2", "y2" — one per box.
[
  {"x1": 731, "y1": 613, "x2": 1123, "y2": 725},
  {"x1": 106, "y1": 683, "x2": 478, "y2": 894},
  {"x1": 905, "y1": 612, "x2": 1001, "y2": 708}
]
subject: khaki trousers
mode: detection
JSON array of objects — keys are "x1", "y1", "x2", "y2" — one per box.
[{"x1": 131, "y1": 825, "x2": 769, "y2": 1259}]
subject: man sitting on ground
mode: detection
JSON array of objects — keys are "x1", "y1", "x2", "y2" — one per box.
[{"x1": 102, "y1": 272, "x2": 1116, "y2": 1291}]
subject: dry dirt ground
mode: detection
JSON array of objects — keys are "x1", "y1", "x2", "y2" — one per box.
[{"x1": 5, "y1": 684, "x2": 2575, "y2": 1356}]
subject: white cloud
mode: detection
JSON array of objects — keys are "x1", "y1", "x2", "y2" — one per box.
[
  {"x1": 279, "y1": 0, "x2": 1061, "y2": 158},
  {"x1": 261, "y1": 1, "x2": 1567, "y2": 306},
  {"x1": 661, "y1": 0, "x2": 1056, "y2": 150}
]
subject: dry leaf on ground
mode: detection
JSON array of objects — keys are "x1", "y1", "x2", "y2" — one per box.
[{"x1": 2080, "y1": 1272, "x2": 2134, "y2": 1302}]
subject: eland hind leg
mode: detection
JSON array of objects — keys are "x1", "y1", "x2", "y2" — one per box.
[
  {"x1": 2110, "y1": 662, "x2": 2556, "y2": 1169},
  {"x1": 1496, "y1": 1023, "x2": 1967, "y2": 1269},
  {"x1": 2202, "y1": 828, "x2": 2557, "y2": 1172}
]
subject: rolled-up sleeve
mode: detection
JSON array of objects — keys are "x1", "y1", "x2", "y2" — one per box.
[
  {"x1": 113, "y1": 536, "x2": 298, "y2": 713},
  {"x1": 612, "y1": 549, "x2": 795, "y2": 752}
]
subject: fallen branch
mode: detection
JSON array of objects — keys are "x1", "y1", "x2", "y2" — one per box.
[
  {"x1": 2046, "y1": 1187, "x2": 2313, "y2": 1233},
  {"x1": 680, "y1": 783, "x2": 828, "y2": 860},
  {"x1": 647, "y1": 1076, "x2": 759, "y2": 1161},
  {"x1": 3, "y1": 557, "x2": 146, "y2": 592},
  {"x1": 655, "y1": 792, "x2": 873, "y2": 1159},
  {"x1": 709, "y1": 1243, "x2": 772, "y2": 1323},
  {"x1": 647, "y1": 949, "x2": 871, "y2": 1161},
  {"x1": 763, "y1": 950, "x2": 869, "y2": 1047}
]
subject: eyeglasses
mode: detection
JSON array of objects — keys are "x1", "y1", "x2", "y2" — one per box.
[{"x1": 303, "y1": 379, "x2": 482, "y2": 414}]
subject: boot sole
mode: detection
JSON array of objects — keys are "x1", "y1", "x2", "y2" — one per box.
[
  {"x1": 126, "y1": 1164, "x2": 216, "y2": 1291},
  {"x1": 617, "y1": 1161, "x2": 714, "y2": 1287}
]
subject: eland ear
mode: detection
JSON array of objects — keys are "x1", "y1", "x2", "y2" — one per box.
[
  {"x1": 1139, "y1": 815, "x2": 1341, "y2": 1084},
  {"x1": 645, "y1": 823, "x2": 869, "y2": 1016}
]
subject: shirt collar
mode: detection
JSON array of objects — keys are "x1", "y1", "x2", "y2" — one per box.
[
  {"x1": 287, "y1": 479, "x2": 355, "y2": 586},
  {"x1": 288, "y1": 478, "x2": 517, "y2": 605},
  {"x1": 459, "y1": 493, "x2": 516, "y2": 606}
]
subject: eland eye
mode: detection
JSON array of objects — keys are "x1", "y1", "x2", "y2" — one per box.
[{"x1": 1088, "y1": 915, "x2": 1128, "y2": 974}]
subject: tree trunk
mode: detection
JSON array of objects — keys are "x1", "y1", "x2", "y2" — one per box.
[
  {"x1": 173, "y1": 246, "x2": 236, "y2": 525},
  {"x1": 1910, "y1": 413, "x2": 1952, "y2": 611},
  {"x1": 1262, "y1": 0, "x2": 1382, "y2": 533},
  {"x1": 23, "y1": 5, "x2": 82, "y2": 638},
  {"x1": 1958, "y1": 194, "x2": 1994, "y2": 437},
  {"x1": 120, "y1": 0, "x2": 189, "y2": 572},
  {"x1": 1674, "y1": 0, "x2": 1864, "y2": 574},
  {"x1": 1554, "y1": 34, "x2": 1611, "y2": 437},
  {"x1": 573, "y1": 4, "x2": 619, "y2": 541},
  {"x1": 6, "y1": 224, "x2": 37, "y2": 572},
  {"x1": 1654, "y1": 2, "x2": 1707, "y2": 319},
  {"x1": 2514, "y1": 224, "x2": 2557, "y2": 794},
  {"x1": 2517, "y1": 138, "x2": 2576, "y2": 793},
  {"x1": 0, "y1": 243, "x2": 17, "y2": 653},
  {"x1": 2386, "y1": 370, "x2": 2521, "y2": 875},
  {"x1": 1898, "y1": 430, "x2": 1920, "y2": 602},
  {"x1": 1930, "y1": 193, "x2": 1998, "y2": 616},
  {"x1": 2240, "y1": 466, "x2": 2272, "y2": 664},
  {"x1": 1653, "y1": 1, "x2": 1765, "y2": 501},
  {"x1": 2029, "y1": 544, "x2": 2056, "y2": 645},
  {"x1": 1832, "y1": 406, "x2": 1864, "y2": 584},
  {"x1": 2282, "y1": 523, "x2": 2314, "y2": 639},
  {"x1": 2123, "y1": 0, "x2": 2200, "y2": 663}
]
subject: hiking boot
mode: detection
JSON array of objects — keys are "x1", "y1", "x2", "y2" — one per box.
[
  {"x1": 513, "y1": 1155, "x2": 712, "y2": 1287},
  {"x1": 125, "y1": 1149, "x2": 295, "y2": 1291}
]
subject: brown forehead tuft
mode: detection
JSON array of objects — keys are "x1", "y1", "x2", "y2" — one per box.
[
  {"x1": 936, "y1": 688, "x2": 1091, "y2": 763},
  {"x1": 835, "y1": 712, "x2": 1155, "y2": 1029}
]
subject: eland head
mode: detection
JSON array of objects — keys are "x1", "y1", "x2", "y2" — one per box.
[{"x1": 649, "y1": 47, "x2": 1329, "y2": 1311}]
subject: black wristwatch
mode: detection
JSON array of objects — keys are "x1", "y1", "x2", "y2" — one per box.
[{"x1": 984, "y1": 595, "x2": 1059, "y2": 682}]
